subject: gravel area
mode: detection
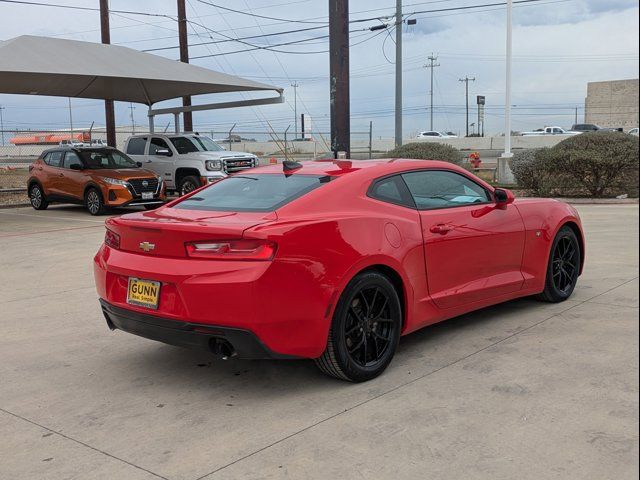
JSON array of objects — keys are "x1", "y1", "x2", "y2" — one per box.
[{"x1": 0, "y1": 169, "x2": 30, "y2": 206}]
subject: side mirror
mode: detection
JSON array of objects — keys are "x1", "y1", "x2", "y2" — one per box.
[
  {"x1": 69, "y1": 163, "x2": 83, "y2": 171},
  {"x1": 136, "y1": 161, "x2": 143, "y2": 167},
  {"x1": 155, "y1": 149, "x2": 172, "y2": 157},
  {"x1": 495, "y1": 188, "x2": 515, "y2": 206}
]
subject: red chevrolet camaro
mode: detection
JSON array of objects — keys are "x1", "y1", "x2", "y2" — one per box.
[{"x1": 94, "y1": 159, "x2": 585, "y2": 382}]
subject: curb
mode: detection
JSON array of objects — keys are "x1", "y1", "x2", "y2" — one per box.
[
  {"x1": 0, "y1": 203, "x2": 31, "y2": 209},
  {"x1": 556, "y1": 198, "x2": 639, "y2": 205}
]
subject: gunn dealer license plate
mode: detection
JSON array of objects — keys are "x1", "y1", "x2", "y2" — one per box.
[
  {"x1": 127, "y1": 278, "x2": 161, "y2": 309},
  {"x1": 142, "y1": 192, "x2": 154, "y2": 200}
]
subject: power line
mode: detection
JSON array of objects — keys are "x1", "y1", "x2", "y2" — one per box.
[{"x1": 196, "y1": 0, "x2": 327, "y2": 24}]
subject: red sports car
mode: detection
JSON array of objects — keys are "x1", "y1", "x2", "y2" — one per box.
[{"x1": 94, "y1": 159, "x2": 585, "y2": 382}]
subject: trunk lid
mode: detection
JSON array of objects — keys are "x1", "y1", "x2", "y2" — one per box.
[{"x1": 107, "y1": 208, "x2": 276, "y2": 258}]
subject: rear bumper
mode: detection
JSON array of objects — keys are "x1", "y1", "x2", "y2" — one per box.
[{"x1": 100, "y1": 299, "x2": 297, "y2": 359}]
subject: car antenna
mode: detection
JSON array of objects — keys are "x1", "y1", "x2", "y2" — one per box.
[{"x1": 283, "y1": 160, "x2": 303, "y2": 173}]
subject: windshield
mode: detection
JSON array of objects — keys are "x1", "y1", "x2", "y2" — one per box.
[
  {"x1": 78, "y1": 149, "x2": 139, "y2": 169},
  {"x1": 175, "y1": 174, "x2": 332, "y2": 212},
  {"x1": 169, "y1": 135, "x2": 225, "y2": 154}
]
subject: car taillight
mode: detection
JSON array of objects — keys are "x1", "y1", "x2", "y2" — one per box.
[
  {"x1": 104, "y1": 229, "x2": 120, "y2": 250},
  {"x1": 185, "y1": 239, "x2": 276, "y2": 261}
]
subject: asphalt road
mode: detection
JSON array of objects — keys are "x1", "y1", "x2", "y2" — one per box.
[{"x1": 0, "y1": 204, "x2": 637, "y2": 480}]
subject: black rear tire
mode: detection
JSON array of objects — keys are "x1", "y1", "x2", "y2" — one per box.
[
  {"x1": 29, "y1": 183, "x2": 49, "y2": 210},
  {"x1": 537, "y1": 226, "x2": 581, "y2": 303},
  {"x1": 85, "y1": 188, "x2": 106, "y2": 216},
  {"x1": 178, "y1": 175, "x2": 201, "y2": 196},
  {"x1": 315, "y1": 272, "x2": 402, "y2": 382}
]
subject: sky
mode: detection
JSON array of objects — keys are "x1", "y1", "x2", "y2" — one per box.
[{"x1": 0, "y1": 0, "x2": 638, "y2": 139}]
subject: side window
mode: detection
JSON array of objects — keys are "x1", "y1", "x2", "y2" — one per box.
[
  {"x1": 401, "y1": 170, "x2": 491, "y2": 210},
  {"x1": 368, "y1": 176, "x2": 413, "y2": 207},
  {"x1": 149, "y1": 137, "x2": 171, "y2": 155},
  {"x1": 45, "y1": 151, "x2": 63, "y2": 167},
  {"x1": 126, "y1": 137, "x2": 147, "y2": 155},
  {"x1": 62, "y1": 151, "x2": 83, "y2": 169}
]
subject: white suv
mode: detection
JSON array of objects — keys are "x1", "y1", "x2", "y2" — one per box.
[{"x1": 123, "y1": 134, "x2": 259, "y2": 195}]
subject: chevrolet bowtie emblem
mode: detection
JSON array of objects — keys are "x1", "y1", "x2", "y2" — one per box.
[{"x1": 139, "y1": 242, "x2": 155, "y2": 252}]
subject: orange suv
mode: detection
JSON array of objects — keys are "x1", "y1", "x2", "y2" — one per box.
[{"x1": 28, "y1": 147, "x2": 166, "y2": 215}]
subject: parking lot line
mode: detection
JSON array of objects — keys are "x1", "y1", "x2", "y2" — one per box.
[
  {"x1": 0, "y1": 224, "x2": 104, "y2": 238},
  {"x1": 0, "y1": 210, "x2": 108, "y2": 224}
]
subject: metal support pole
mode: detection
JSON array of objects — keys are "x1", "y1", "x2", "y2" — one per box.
[
  {"x1": 177, "y1": 0, "x2": 193, "y2": 132},
  {"x1": 499, "y1": 0, "x2": 515, "y2": 184},
  {"x1": 329, "y1": 0, "x2": 350, "y2": 158},
  {"x1": 0, "y1": 106, "x2": 5, "y2": 146},
  {"x1": 174, "y1": 113, "x2": 180, "y2": 133},
  {"x1": 394, "y1": 0, "x2": 402, "y2": 147},
  {"x1": 68, "y1": 97, "x2": 73, "y2": 139},
  {"x1": 369, "y1": 121, "x2": 373, "y2": 159},
  {"x1": 291, "y1": 81, "x2": 299, "y2": 139},
  {"x1": 99, "y1": 0, "x2": 116, "y2": 147},
  {"x1": 228, "y1": 123, "x2": 236, "y2": 151},
  {"x1": 284, "y1": 125, "x2": 290, "y2": 160}
]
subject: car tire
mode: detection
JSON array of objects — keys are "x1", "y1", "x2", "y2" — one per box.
[
  {"x1": 29, "y1": 183, "x2": 49, "y2": 210},
  {"x1": 315, "y1": 272, "x2": 402, "y2": 382},
  {"x1": 178, "y1": 176, "x2": 201, "y2": 196},
  {"x1": 536, "y1": 226, "x2": 581, "y2": 303},
  {"x1": 85, "y1": 187, "x2": 106, "y2": 216}
]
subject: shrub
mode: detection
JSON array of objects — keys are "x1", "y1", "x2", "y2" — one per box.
[
  {"x1": 511, "y1": 132, "x2": 639, "y2": 198},
  {"x1": 388, "y1": 142, "x2": 463, "y2": 165},
  {"x1": 545, "y1": 131, "x2": 639, "y2": 197},
  {"x1": 511, "y1": 148, "x2": 553, "y2": 196}
]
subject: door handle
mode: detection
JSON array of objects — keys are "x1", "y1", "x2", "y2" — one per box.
[
  {"x1": 430, "y1": 224, "x2": 452, "y2": 235},
  {"x1": 58, "y1": 173, "x2": 64, "y2": 177}
]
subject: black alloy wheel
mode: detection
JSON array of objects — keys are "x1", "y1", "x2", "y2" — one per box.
[
  {"x1": 316, "y1": 272, "x2": 402, "y2": 382},
  {"x1": 537, "y1": 226, "x2": 581, "y2": 302}
]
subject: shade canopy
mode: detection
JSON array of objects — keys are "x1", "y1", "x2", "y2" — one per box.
[{"x1": 0, "y1": 35, "x2": 282, "y2": 106}]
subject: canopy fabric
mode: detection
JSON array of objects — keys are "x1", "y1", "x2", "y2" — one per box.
[{"x1": 0, "y1": 35, "x2": 281, "y2": 105}]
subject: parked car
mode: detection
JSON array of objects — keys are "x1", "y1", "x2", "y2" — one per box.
[
  {"x1": 522, "y1": 126, "x2": 581, "y2": 136},
  {"x1": 94, "y1": 159, "x2": 585, "y2": 382},
  {"x1": 28, "y1": 146, "x2": 166, "y2": 215},
  {"x1": 59, "y1": 139, "x2": 84, "y2": 148},
  {"x1": 571, "y1": 123, "x2": 601, "y2": 132},
  {"x1": 628, "y1": 128, "x2": 639, "y2": 136},
  {"x1": 416, "y1": 131, "x2": 458, "y2": 139},
  {"x1": 124, "y1": 133, "x2": 259, "y2": 196}
]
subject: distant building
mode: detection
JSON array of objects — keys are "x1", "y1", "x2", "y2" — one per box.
[{"x1": 585, "y1": 79, "x2": 639, "y2": 130}]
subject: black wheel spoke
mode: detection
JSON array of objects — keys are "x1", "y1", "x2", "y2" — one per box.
[{"x1": 343, "y1": 284, "x2": 397, "y2": 368}]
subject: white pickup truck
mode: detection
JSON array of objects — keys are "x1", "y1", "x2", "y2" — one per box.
[
  {"x1": 123, "y1": 133, "x2": 259, "y2": 195},
  {"x1": 522, "y1": 126, "x2": 581, "y2": 136}
]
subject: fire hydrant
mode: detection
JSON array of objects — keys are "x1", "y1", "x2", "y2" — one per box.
[{"x1": 469, "y1": 152, "x2": 482, "y2": 169}]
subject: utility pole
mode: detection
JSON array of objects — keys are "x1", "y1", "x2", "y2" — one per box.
[
  {"x1": 177, "y1": 0, "x2": 193, "y2": 132},
  {"x1": 68, "y1": 98, "x2": 73, "y2": 138},
  {"x1": 498, "y1": 0, "x2": 515, "y2": 184},
  {"x1": 291, "y1": 81, "x2": 299, "y2": 138},
  {"x1": 459, "y1": 76, "x2": 475, "y2": 137},
  {"x1": 394, "y1": 0, "x2": 402, "y2": 147},
  {"x1": 329, "y1": 0, "x2": 350, "y2": 158},
  {"x1": 425, "y1": 53, "x2": 440, "y2": 131},
  {"x1": 575, "y1": 106, "x2": 578, "y2": 125},
  {"x1": 129, "y1": 103, "x2": 136, "y2": 134},
  {"x1": 0, "y1": 105, "x2": 5, "y2": 146},
  {"x1": 99, "y1": 0, "x2": 116, "y2": 147}
]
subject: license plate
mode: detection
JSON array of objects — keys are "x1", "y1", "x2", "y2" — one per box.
[
  {"x1": 142, "y1": 192, "x2": 153, "y2": 200},
  {"x1": 127, "y1": 278, "x2": 161, "y2": 310}
]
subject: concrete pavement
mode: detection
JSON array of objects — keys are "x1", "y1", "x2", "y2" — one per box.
[{"x1": 0, "y1": 204, "x2": 637, "y2": 480}]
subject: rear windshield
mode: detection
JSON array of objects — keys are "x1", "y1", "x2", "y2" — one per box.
[{"x1": 175, "y1": 174, "x2": 332, "y2": 212}]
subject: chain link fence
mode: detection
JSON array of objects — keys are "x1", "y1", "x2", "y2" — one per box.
[{"x1": 0, "y1": 127, "x2": 385, "y2": 164}]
